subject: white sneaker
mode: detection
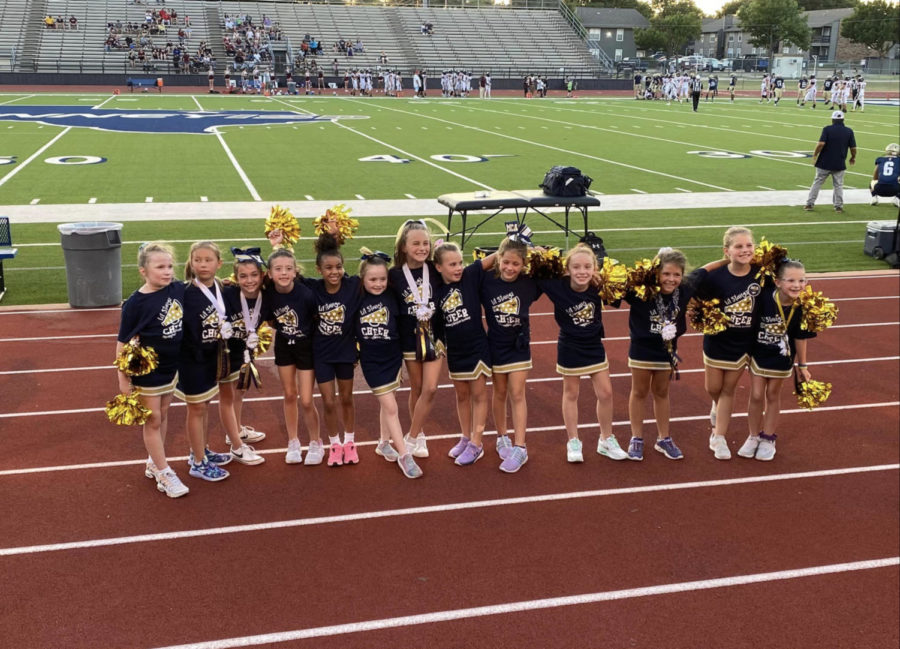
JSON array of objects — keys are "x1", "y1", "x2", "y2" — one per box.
[
  {"x1": 709, "y1": 434, "x2": 731, "y2": 460},
  {"x1": 375, "y1": 440, "x2": 400, "y2": 462},
  {"x1": 597, "y1": 435, "x2": 628, "y2": 460},
  {"x1": 156, "y1": 468, "x2": 189, "y2": 498},
  {"x1": 404, "y1": 433, "x2": 429, "y2": 458},
  {"x1": 285, "y1": 438, "x2": 304, "y2": 464},
  {"x1": 870, "y1": 195, "x2": 879, "y2": 206},
  {"x1": 304, "y1": 440, "x2": 325, "y2": 465},
  {"x1": 145, "y1": 458, "x2": 158, "y2": 479},
  {"x1": 755, "y1": 437, "x2": 777, "y2": 461},
  {"x1": 239, "y1": 425, "x2": 266, "y2": 444},
  {"x1": 709, "y1": 402, "x2": 717, "y2": 429},
  {"x1": 737, "y1": 435, "x2": 760, "y2": 458},
  {"x1": 566, "y1": 438, "x2": 584, "y2": 463},
  {"x1": 231, "y1": 444, "x2": 265, "y2": 465}
]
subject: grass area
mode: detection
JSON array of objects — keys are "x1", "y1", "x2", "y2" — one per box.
[{"x1": 3, "y1": 206, "x2": 892, "y2": 306}]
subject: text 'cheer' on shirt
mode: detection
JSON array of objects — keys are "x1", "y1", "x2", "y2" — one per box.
[
  {"x1": 118, "y1": 281, "x2": 186, "y2": 370},
  {"x1": 262, "y1": 281, "x2": 315, "y2": 344},
  {"x1": 538, "y1": 277, "x2": 607, "y2": 341},
  {"x1": 480, "y1": 271, "x2": 542, "y2": 342},
  {"x1": 388, "y1": 262, "x2": 441, "y2": 352},
  {"x1": 302, "y1": 274, "x2": 363, "y2": 364},
  {"x1": 696, "y1": 265, "x2": 761, "y2": 359},
  {"x1": 181, "y1": 281, "x2": 232, "y2": 361},
  {"x1": 754, "y1": 287, "x2": 816, "y2": 360},
  {"x1": 434, "y1": 261, "x2": 487, "y2": 346}
]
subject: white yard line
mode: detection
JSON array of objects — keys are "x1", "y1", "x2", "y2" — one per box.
[
  {"x1": 212, "y1": 129, "x2": 261, "y2": 201},
  {"x1": 92, "y1": 95, "x2": 116, "y2": 110},
  {"x1": 0, "y1": 127, "x2": 71, "y2": 189},
  {"x1": 191, "y1": 95, "x2": 204, "y2": 111},
  {"x1": 0, "y1": 94, "x2": 34, "y2": 106}
]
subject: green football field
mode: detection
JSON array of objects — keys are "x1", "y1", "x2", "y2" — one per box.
[{"x1": 0, "y1": 92, "x2": 898, "y2": 305}]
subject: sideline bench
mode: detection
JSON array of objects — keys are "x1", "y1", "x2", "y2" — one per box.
[
  {"x1": 126, "y1": 77, "x2": 162, "y2": 93},
  {"x1": 0, "y1": 217, "x2": 18, "y2": 302},
  {"x1": 438, "y1": 190, "x2": 600, "y2": 250}
]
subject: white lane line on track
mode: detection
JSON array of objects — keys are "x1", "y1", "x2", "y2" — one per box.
[
  {"x1": 152, "y1": 558, "x2": 900, "y2": 648},
  {"x1": 0, "y1": 127, "x2": 71, "y2": 189},
  {"x1": 1, "y1": 465, "x2": 896, "y2": 556},
  {"x1": 2, "y1": 399, "x2": 897, "y2": 454}
]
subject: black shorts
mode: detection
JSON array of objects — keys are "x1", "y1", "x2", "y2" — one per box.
[
  {"x1": 274, "y1": 336, "x2": 314, "y2": 370},
  {"x1": 314, "y1": 359, "x2": 355, "y2": 384}
]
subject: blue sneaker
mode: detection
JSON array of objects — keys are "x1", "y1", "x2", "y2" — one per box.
[
  {"x1": 189, "y1": 459, "x2": 229, "y2": 482},
  {"x1": 495, "y1": 434, "x2": 513, "y2": 460},
  {"x1": 627, "y1": 437, "x2": 644, "y2": 461},
  {"x1": 499, "y1": 446, "x2": 528, "y2": 473},
  {"x1": 654, "y1": 437, "x2": 684, "y2": 460},
  {"x1": 204, "y1": 448, "x2": 232, "y2": 466},
  {"x1": 455, "y1": 442, "x2": 484, "y2": 466}
]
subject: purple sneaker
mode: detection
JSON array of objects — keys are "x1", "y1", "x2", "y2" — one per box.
[
  {"x1": 627, "y1": 437, "x2": 644, "y2": 461},
  {"x1": 448, "y1": 436, "x2": 470, "y2": 459},
  {"x1": 495, "y1": 434, "x2": 513, "y2": 460},
  {"x1": 654, "y1": 437, "x2": 683, "y2": 460},
  {"x1": 499, "y1": 446, "x2": 528, "y2": 473},
  {"x1": 455, "y1": 442, "x2": 484, "y2": 466}
]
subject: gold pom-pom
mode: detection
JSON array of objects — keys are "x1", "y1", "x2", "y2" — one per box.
[
  {"x1": 688, "y1": 298, "x2": 731, "y2": 335},
  {"x1": 105, "y1": 391, "x2": 152, "y2": 426},
  {"x1": 752, "y1": 238, "x2": 790, "y2": 286},
  {"x1": 795, "y1": 379, "x2": 832, "y2": 410},
  {"x1": 626, "y1": 258, "x2": 661, "y2": 301},
  {"x1": 113, "y1": 337, "x2": 159, "y2": 377},
  {"x1": 265, "y1": 205, "x2": 301, "y2": 250},
  {"x1": 256, "y1": 323, "x2": 275, "y2": 355},
  {"x1": 598, "y1": 257, "x2": 628, "y2": 303},
  {"x1": 526, "y1": 247, "x2": 564, "y2": 280},
  {"x1": 314, "y1": 204, "x2": 359, "y2": 245},
  {"x1": 797, "y1": 285, "x2": 838, "y2": 332}
]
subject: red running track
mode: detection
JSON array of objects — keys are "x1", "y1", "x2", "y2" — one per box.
[{"x1": 0, "y1": 273, "x2": 897, "y2": 648}]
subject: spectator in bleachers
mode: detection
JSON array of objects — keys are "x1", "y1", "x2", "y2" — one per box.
[
  {"x1": 379, "y1": 51, "x2": 388, "y2": 65},
  {"x1": 354, "y1": 39, "x2": 364, "y2": 54},
  {"x1": 69, "y1": 16, "x2": 77, "y2": 30}
]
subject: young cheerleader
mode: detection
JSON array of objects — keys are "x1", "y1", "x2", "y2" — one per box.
[
  {"x1": 264, "y1": 247, "x2": 322, "y2": 465},
  {"x1": 356, "y1": 250, "x2": 423, "y2": 478},
  {"x1": 432, "y1": 242, "x2": 494, "y2": 466},
  {"x1": 539, "y1": 243, "x2": 627, "y2": 463},
  {"x1": 117, "y1": 242, "x2": 189, "y2": 497},
  {"x1": 480, "y1": 232, "x2": 542, "y2": 473},
  {"x1": 222, "y1": 248, "x2": 270, "y2": 447},
  {"x1": 742, "y1": 259, "x2": 816, "y2": 461},
  {"x1": 177, "y1": 241, "x2": 263, "y2": 482},
  {"x1": 389, "y1": 220, "x2": 443, "y2": 459},
  {"x1": 694, "y1": 227, "x2": 761, "y2": 460},
  {"x1": 624, "y1": 249, "x2": 727, "y2": 461},
  {"x1": 305, "y1": 233, "x2": 363, "y2": 467}
]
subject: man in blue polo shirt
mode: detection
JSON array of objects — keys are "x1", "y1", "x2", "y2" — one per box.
[{"x1": 805, "y1": 110, "x2": 857, "y2": 213}]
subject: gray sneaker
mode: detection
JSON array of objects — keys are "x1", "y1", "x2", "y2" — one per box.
[
  {"x1": 398, "y1": 453, "x2": 423, "y2": 479},
  {"x1": 738, "y1": 435, "x2": 760, "y2": 459},
  {"x1": 755, "y1": 433, "x2": 777, "y2": 461},
  {"x1": 375, "y1": 440, "x2": 400, "y2": 462}
]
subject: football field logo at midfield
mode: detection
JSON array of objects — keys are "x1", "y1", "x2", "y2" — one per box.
[{"x1": 0, "y1": 106, "x2": 366, "y2": 134}]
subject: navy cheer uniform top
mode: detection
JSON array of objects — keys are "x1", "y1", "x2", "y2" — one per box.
[
  {"x1": 302, "y1": 275, "x2": 362, "y2": 365},
  {"x1": 480, "y1": 271, "x2": 541, "y2": 370},
  {"x1": 434, "y1": 261, "x2": 491, "y2": 378},
  {"x1": 389, "y1": 263, "x2": 441, "y2": 356},
  {"x1": 355, "y1": 291, "x2": 403, "y2": 393},
  {"x1": 262, "y1": 281, "x2": 316, "y2": 344},
  {"x1": 118, "y1": 281, "x2": 186, "y2": 377},
  {"x1": 695, "y1": 265, "x2": 761, "y2": 365},
  {"x1": 751, "y1": 287, "x2": 816, "y2": 374},
  {"x1": 539, "y1": 277, "x2": 609, "y2": 373}
]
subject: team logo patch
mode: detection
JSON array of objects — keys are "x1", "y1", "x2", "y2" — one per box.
[
  {"x1": 277, "y1": 310, "x2": 299, "y2": 328},
  {"x1": 320, "y1": 305, "x2": 345, "y2": 324},
  {"x1": 160, "y1": 300, "x2": 183, "y2": 325},
  {"x1": 441, "y1": 289, "x2": 463, "y2": 312},
  {"x1": 495, "y1": 296, "x2": 520, "y2": 315},
  {"x1": 359, "y1": 307, "x2": 388, "y2": 325},
  {"x1": 0, "y1": 106, "x2": 368, "y2": 134}
]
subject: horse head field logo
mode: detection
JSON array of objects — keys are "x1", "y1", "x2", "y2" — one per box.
[{"x1": 0, "y1": 106, "x2": 367, "y2": 134}]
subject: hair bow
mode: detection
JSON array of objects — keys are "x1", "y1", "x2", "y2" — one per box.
[
  {"x1": 360, "y1": 250, "x2": 391, "y2": 262},
  {"x1": 231, "y1": 246, "x2": 265, "y2": 265},
  {"x1": 433, "y1": 238, "x2": 445, "y2": 248},
  {"x1": 505, "y1": 221, "x2": 533, "y2": 246}
]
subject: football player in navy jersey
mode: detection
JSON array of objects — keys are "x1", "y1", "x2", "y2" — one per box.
[{"x1": 870, "y1": 143, "x2": 900, "y2": 206}]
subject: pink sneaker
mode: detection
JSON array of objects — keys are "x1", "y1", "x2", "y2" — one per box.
[
  {"x1": 342, "y1": 441, "x2": 359, "y2": 465},
  {"x1": 327, "y1": 442, "x2": 344, "y2": 467}
]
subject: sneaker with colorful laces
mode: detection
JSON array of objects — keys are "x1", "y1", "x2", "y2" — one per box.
[
  {"x1": 566, "y1": 438, "x2": 584, "y2": 463},
  {"x1": 455, "y1": 441, "x2": 484, "y2": 466},
  {"x1": 285, "y1": 438, "x2": 304, "y2": 464},
  {"x1": 709, "y1": 434, "x2": 732, "y2": 460},
  {"x1": 145, "y1": 458, "x2": 158, "y2": 479},
  {"x1": 204, "y1": 448, "x2": 232, "y2": 466},
  {"x1": 404, "y1": 433, "x2": 430, "y2": 458},
  {"x1": 738, "y1": 435, "x2": 760, "y2": 459},
  {"x1": 342, "y1": 441, "x2": 359, "y2": 465},
  {"x1": 495, "y1": 434, "x2": 513, "y2": 460},
  {"x1": 448, "y1": 436, "x2": 470, "y2": 459},
  {"x1": 188, "y1": 459, "x2": 229, "y2": 482},
  {"x1": 156, "y1": 468, "x2": 189, "y2": 498},
  {"x1": 597, "y1": 435, "x2": 628, "y2": 460},
  {"x1": 398, "y1": 453, "x2": 423, "y2": 479},
  {"x1": 627, "y1": 437, "x2": 644, "y2": 461},
  {"x1": 499, "y1": 446, "x2": 529, "y2": 473},
  {"x1": 654, "y1": 436, "x2": 684, "y2": 460},
  {"x1": 375, "y1": 440, "x2": 400, "y2": 462},
  {"x1": 755, "y1": 433, "x2": 777, "y2": 461},
  {"x1": 231, "y1": 444, "x2": 265, "y2": 465},
  {"x1": 304, "y1": 440, "x2": 324, "y2": 465},
  {"x1": 327, "y1": 442, "x2": 344, "y2": 467}
]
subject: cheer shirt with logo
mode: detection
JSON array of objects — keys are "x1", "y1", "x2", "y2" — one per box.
[
  {"x1": 388, "y1": 263, "x2": 441, "y2": 353},
  {"x1": 695, "y1": 265, "x2": 761, "y2": 360},
  {"x1": 262, "y1": 281, "x2": 316, "y2": 344},
  {"x1": 480, "y1": 271, "x2": 542, "y2": 354},
  {"x1": 302, "y1": 275, "x2": 362, "y2": 364},
  {"x1": 752, "y1": 287, "x2": 816, "y2": 370},
  {"x1": 118, "y1": 281, "x2": 186, "y2": 373}
]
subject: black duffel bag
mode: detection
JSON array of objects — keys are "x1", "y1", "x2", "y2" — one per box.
[{"x1": 540, "y1": 165, "x2": 593, "y2": 197}]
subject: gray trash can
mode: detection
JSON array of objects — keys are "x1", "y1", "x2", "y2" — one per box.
[{"x1": 57, "y1": 221, "x2": 123, "y2": 307}]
